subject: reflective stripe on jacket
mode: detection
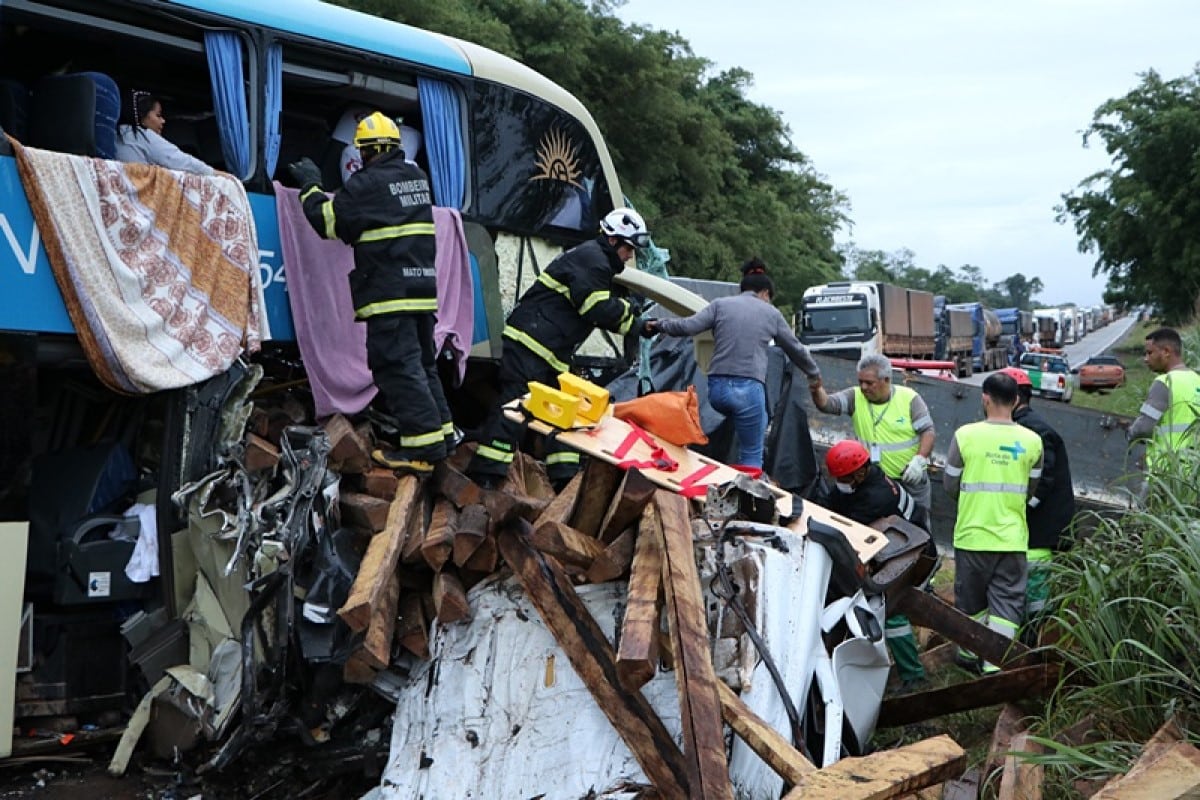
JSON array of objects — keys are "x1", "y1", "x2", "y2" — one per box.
[
  {"x1": 851, "y1": 384, "x2": 921, "y2": 479},
  {"x1": 299, "y1": 149, "x2": 436, "y2": 318},
  {"x1": 951, "y1": 421, "x2": 1044, "y2": 552},
  {"x1": 503, "y1": 237, "x2": 634, "y2": 371},
  {"x1": 1148, "y1": 369, "x2": 1200, "y2": 469}
]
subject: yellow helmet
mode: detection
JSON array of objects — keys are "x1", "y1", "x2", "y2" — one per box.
[{"x1": 353, "y1": 112, "x2": 402, "y2": 150}]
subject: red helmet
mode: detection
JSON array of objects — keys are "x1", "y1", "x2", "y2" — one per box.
[
  {"x1": 998, "y1": 367, "x2": 1032, "y2": 387},
  {"x1": 826, "y1": 440, "x2": 870, "y2": 479}
]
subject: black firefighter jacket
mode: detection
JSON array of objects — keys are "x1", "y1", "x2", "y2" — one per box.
[
  {"x1": 820, "y1": 464, "x2": 929, "y2": 531},
  {"x1": 503, "y1": 237, "x2": 637, "y2": 372},
  {"x1": 1013, "y1": 405, "x2": 1076, "y2": 550},
  {"x1": 299, "y1": 149, "x2": 436, "y2": 318}
]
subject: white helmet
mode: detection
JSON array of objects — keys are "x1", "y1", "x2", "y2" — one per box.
[{"x1": 600, "y1": 207, "x2": 650, "y2": 248}]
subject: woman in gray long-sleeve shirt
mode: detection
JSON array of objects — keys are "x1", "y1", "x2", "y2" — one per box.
[{"x1": 646, "y1": 271, "x2": 821, "y2": 468}]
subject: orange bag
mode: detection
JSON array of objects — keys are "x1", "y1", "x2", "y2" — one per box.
[{"x1": 612, "y1": 385, "x2": 708, "y2": 447}]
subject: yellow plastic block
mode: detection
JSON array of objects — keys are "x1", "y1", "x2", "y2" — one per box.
[
  {"x1": 524, "y1": 382, "x2": 579, "y2": 429},
  {"x1": 557, "y1": 373, "x2": 610, "y2": 424}
]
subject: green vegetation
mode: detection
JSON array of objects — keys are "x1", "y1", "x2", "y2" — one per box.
[
  {"x1": 1059, "y1": 67, "x2": 1200, "y2": 323},
  {"x1": 1071, "y1": 320, "x2": 1200, "y2": 416}
]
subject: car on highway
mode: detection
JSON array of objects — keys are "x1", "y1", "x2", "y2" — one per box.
[
  {"x1": 1075, "y1": 353, "x2": 1126, "y2": 391},
  {"x1": 1018, "y1": 352, "x2": 1074, "y2": 403}
]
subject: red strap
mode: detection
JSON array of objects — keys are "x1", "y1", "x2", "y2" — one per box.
[
  {"x1": 614, "y1": 421, "x2": 678, "y2": 472},
  {"x1": 677, "y1": 463, "x2": 719, "y2": 497}
]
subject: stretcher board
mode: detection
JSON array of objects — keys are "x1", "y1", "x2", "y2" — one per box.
[{"x1": 503, "y1": 401, "x2": 888, "y2": 563}]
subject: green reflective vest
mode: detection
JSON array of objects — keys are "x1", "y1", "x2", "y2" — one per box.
[
  {"x1": 851, "y1": 385, "x2": 920, "y2": 480},
  {"x1": 952, "y1": 421, "x2": 1043, "y2": 552},
  {"x1": 1148, "y1": 369, "x2": 1200, "y2": 470}
]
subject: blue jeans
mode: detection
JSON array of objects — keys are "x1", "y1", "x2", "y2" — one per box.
[{"x1": 708, "y1": 375, "x2": 767, "y2": 468}]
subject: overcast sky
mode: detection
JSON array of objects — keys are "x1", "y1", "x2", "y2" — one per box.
[{"x1": 616, "y1": 1, "x2": 1200, "y2": 307}]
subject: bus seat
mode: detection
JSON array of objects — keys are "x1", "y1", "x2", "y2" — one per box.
[
  {"x1": 28, "y1": 72, "x2": 120, "y2": 158},
  {"x1": 27, "y1": 441, "x2": 152, "y2": 606},
  {"x1": 0, "y1": 79, "x2": 30, "y2": 142},
  {"x1": 78, "y1": 71, "x2": 120, "y2": 159}
]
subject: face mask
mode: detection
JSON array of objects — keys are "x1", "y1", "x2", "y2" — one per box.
[{"x1": 835, "y1": 481, "x2": 855, "y2": 494}]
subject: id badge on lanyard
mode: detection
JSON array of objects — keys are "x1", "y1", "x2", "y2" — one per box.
[{"x1": 869, "y1": 443, "x2": 882, "y2": 463}]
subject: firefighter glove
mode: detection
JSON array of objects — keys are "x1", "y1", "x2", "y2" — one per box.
[
  {"x1": 638, "y1": 317, "x2": 658, "y2": 338},
  {"x1": 288, "y1": 157, "x2": 323, "y2": 188}
]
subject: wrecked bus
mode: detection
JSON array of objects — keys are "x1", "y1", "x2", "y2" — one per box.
[{"x1": 0, "y1": 0, "x2": 686, "y2": 763}]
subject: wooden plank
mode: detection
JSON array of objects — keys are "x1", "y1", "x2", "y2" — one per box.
[
  {"x1": 891, "y1": 586, "x2": 1035, "y2": 669},
  {"x1": 568, "y1": 458, "x2": 624, "y2": 537},
  {"x1": 533, "y1": 471, "x2": 583, "y2": 528},
  {"x1": 362, "y1": 467, "x2": 400, "y2": 500},
  {"x1": 616, "y1": 505, "x2": 664, "y2": 691},
  {"x1": 502, "y1": 401, "x2": 889, "y2": 562},
  {"x1": 452, "y1": 503, "x2": 489, "y2": 567},
  {"x1": 715, "y1": 680, "x2": 815, "y2": 785},
  {"x1": 781, "y1": 735, "x2": 967, "y2": 800},
  {"x1": 583, "y1": 527, "x2": 636, "y2": 583},
  {"x1": 433, "y1": 462, "x2": 484, "y2": 509},
  {"x1": 530, "y1": 520, "x2": 607, "y2": 569},
  {"x1": 598, "y1": 468, "x2": 657, "y2": 544},
  {"x1": 360, "y1": 565, "x2": 401, "y2": 670},
  {"x1": 338, "y1": 476, "x2": 422, "y2": 632},
  {"x1": 432, "y1": 570, "x2": 471, "y2": 624},
  {"x1": 396, "y1": 592, "x2": 430, "y2": 659},
  {"x1": 655, "y1": 489, "x2": 733, "y2": 800},
  {"x1": 1090, "y1": 742, "x2": 1200, "y2": 800},
  {"x1": 340, "y1": 491, "x2": 391, "y2": 533},
  {"x1": 463, "y1": 530, "x2": 499, "y2": 573},
  {"x1": 997, "y1": 732, "x2": 1044, "y2": 800},
  {"x1": 942, "y1": 767, "x2": 982, "y2": 800},
  {"x1": 514, "y1": 451, "x2": 556, "y2": 500},
  {"x1": 984, "y1": 704, "x2": 1028, "y2": 789},
  {"x1": 919, "y1": 640, "x2": 959, "y2": 672},
  {"x1": 400, "y1": 493, "x2": 430, "y2": 566},
  {"x1": 421, "y1": 499, "x2": 458, "y2": 572},
  {"x1": 877, "y1": 664, "x2": 1060, "y2": 728},
  {"x1": 496, "y1": 520, "x2": 691, "y2": 797}
]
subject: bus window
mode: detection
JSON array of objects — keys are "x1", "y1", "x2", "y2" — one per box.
[{"x1": 471, "y1": 82, "x2": 610, "y2": 239}]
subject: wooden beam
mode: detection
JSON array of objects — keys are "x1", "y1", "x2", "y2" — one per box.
[
  {"x1": 452, "y1": 503, "x2": 489, "y2": 567},
  {"x1": 396, "y1": 592, "x2": 430, "y2": 659},
  {"x1": 360, "y1": 565, "x2": 401, "y2": 670},
  {"x1": 781, "y1": 735, "x2": 967, "y2": 800},
  {"x1": 654, "y1": 489, "x2": 733, "y2": 800},
  {"x1": 569, "y1": 458, "x2": 625, "y2": 537},
  {"x1": 597, "y1": 468, "x2": 657, "y2": 544},
  {"x1": 338, "y1": 476, "x2": 422, "y2": 632},
  {"x1": 400, "y1": 493, "x2": 430, "y2": 566},
  {"x1": 584, "y1": 526, "x2": 636, "y2": 584},
  {"x1": 533, "y1": 471, "x2": 583, "y2": 528},
  {"x1": 616, "y1": 505, "x2": 663, "y2": 691},
  {"x1": 878, "y1": 664, "x2": 1061, "y2": 728},
  {"x1": 340, "y1": 491, "x2": 391, "y2": 533},
  {"x1": 891, "y1": 586, "x2": 1035, "y2": 669},
  {"x1": 997, "y1": 732, "x2": 1044, "y2": 800},
  {"x1": 496, "y1": 520, "x2": 691, "y2": 798},
  {"x1": 716, "y1": 680, "x2": 815, "y2": 785},
  {"x1": 432, "y1": 570, "x2": 471, "y2": 624},
  {"x1": 1090, "y1": 741, "x2": 1200, "y2": 800},
  {"x1": 463, "y1": 530, "x2": 499, "y2": 573},
  {"x1": 531, "y1": 520, "x2": 606, "y2": 569},
  {"x1": 433, "y1": 462, "x2": 484, "y2": 509},
  {"x1": 421, "y1": 499, "x2": 458, "y2": 572},
  {"x1": 514, "y1": 451, "x2": 556, "y2": 500},
  {"x1": 984, "y1": 704, "x2": 1028, "y2": 788}
]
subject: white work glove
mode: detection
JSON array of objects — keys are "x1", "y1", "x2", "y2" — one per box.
[{"x1": 901, "y1": 454, "x2": 929, "y2": 484}]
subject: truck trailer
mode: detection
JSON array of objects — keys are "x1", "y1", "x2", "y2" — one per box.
[{"x1": 946, "y1": 302, "x2": 1008, "y2": 372}]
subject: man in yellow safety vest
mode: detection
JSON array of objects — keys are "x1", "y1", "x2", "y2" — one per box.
[
  {"x1": 1127, "y1": 327, "x2": 1200, "y2": 475},
  {"x1": 943, "y1": 372, "x2": 1044, "y2": 673}
]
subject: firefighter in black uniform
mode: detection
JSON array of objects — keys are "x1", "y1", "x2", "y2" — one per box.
[
  {"x1": 999, "y1": 367, "x2": 1075, "y2": 634},
  {"x1": 821, "y1": 439, "x2": 931, "y2": 687},
  {"x1": 289, "y1": 112, "x2": 452, "y2": 474},
  {"x1": 468, "y1": 208, "x2": 653, "y2": 488}
]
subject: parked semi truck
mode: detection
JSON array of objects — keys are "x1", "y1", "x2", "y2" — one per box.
[
  {"x1": 797, "y1": 281, "x2": 937, "y2": 362},
  {"x1": 1033, "y1": 309, "x2": 1060, "y2": 347},
  {"x1": 933, "y1": 296, "x2": 974, "y2": 377},
  {"x1": 995, "y1": 308, "x2": 1034, "y2": 340},
  {"x1": 947, "y1": 302, "x2": 1008, "y2": 372}
]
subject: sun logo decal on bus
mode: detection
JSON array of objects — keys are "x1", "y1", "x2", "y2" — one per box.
[{"x1": 531, "y1": 128, "x2": 583, "y2": 188}]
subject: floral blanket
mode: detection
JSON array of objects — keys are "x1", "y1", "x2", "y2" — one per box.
[{"x1": 12, "y1": 139, "x2": 264, "y2": 393}]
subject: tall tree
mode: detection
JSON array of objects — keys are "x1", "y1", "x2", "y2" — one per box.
[
  {"x1": 330, "y1": 0, "x2": 849, "y2": 307},
  {"x1": 1059, "y1": 67, "x2": 1200, "y2": 323}
]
